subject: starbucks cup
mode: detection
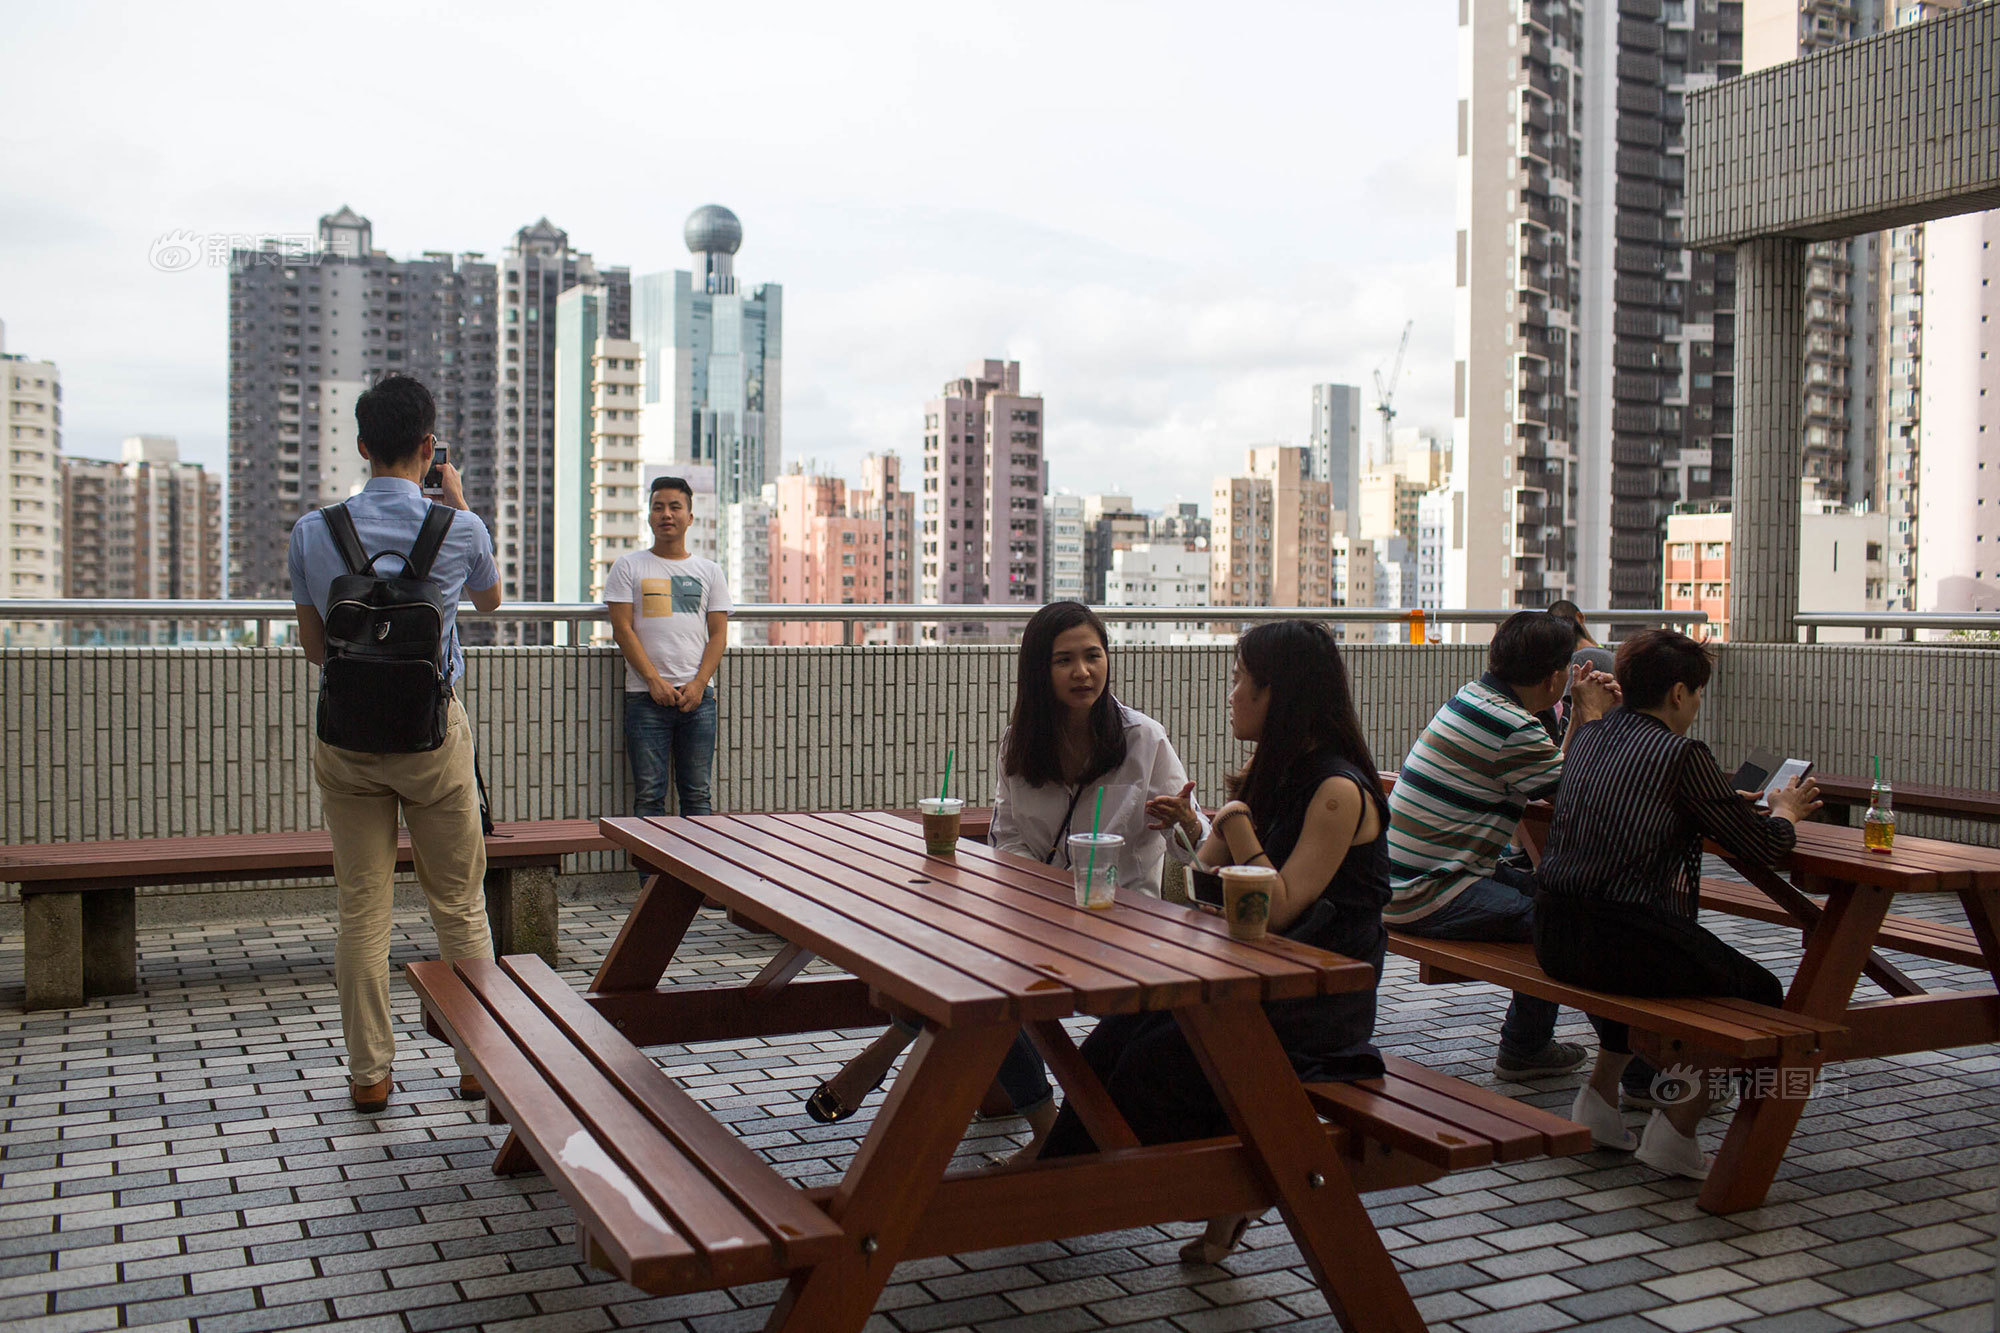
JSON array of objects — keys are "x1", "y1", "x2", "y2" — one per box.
[
  {"x1": 918, "y1": 797, "x2": 964, "y2": 856},
  {"x1": 1219, "y1": 865, "x2": 1277, "y2": 940},
  {"x1": 1067, "y1": 833, "x2": 1123, "y2": 910}
]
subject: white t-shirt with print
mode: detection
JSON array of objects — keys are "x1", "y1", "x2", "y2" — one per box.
[{"x1": 602, "y1": 550, "x2": 733, "y2": 692}]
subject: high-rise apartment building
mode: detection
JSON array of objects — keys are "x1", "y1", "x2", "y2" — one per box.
[
  {"x1": 1081, "y1": 494, "x2": 1148, "y2": 602},
  {"x1": 2, "y1": 320, "x2": 63, "y2": 617},
  {"x1": 857, "y1": 452, "x2": 917, "y2": 638},
  {"x1": 228, "y1": 208, "x2": 625, "y2": 612},
  {"x1": 920, "y1": 360, "x2": 1044, "y2": 616},
  {"x1": 633, "y1": 206, "x2": 783, "y2": 511},
  {"x1": 554, "y1": 288, "x2": 644, "y2": 605},
  {"x1": 61, "y1": 436, "x2": 223, "y2": 640},
  {"x1": 490, "y1": 220, "x2": 629, "y2": 622},
  {"x1": 1453, "y1": 0, "x2": 1743, "y2": 613},
  {"x1": 1330, "y1": 534, "x2": 1379, "y2": 640},
  {"x1": 1150, "y1": 501, "x2": 1210, "y2": 548},
  {"x1": 1910, "y1": 207, "x2": 2000, "y2": 613},
  {"x1": 769, "y1": 471, "x2": 887, "y2": 646},
  {"x1": 719, "y1": 488, "x2": 775, "y2": 647},
  {"x1": 1309, "y1": 383, "x2": 1365, "y2": 522},
  {"x1": 1103, "y1": 544, "x2": 1210, "y2": 644},
  {"x1": 1209, "y1": 446, "x2": 1332, "y2": 608},
  {"x1": 1043, "y1": 493, "x2": 1087, "y2": 603},
  {"x1": 228, "y1": 208, "x2": 498, "y2": 599}
]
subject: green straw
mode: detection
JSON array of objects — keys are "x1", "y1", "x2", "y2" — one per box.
[
  {"x1": 1083, "y1": 785, "x2": 1105, "y2": 905},
  {"x1": 940, "y1": 746, "x2": 955, "y2": 803},
  {"x1": 1873, "y1": 753, "x2": 1881, "y2": 785}
]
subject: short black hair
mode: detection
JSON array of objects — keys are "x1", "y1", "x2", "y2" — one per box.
[
  {"x1": 354, "y1": 376, "x2": 435, "y2": 467},
  {"x1": 650, "y1": 475, "x2": 694, "y2": 508},
  {"x1": 1547, "y1": 599, "x2": 1583, "y2": 625},
  {"x1": 1487, "y1": 611, "x2": 1580, "y2": 686},
  {"x1": 1614, "y1": 628, "x2": 1713, "y2": 711}
]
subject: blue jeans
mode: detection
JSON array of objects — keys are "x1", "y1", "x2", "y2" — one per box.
[
  {"x1": 1398, "y1": 865, "x2": 1558, "y2": 1061},
  {"x1": 623, "y1": 688, "x2": 717, "y2": 817}
]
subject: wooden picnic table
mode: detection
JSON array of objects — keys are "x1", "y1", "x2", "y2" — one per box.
[
  {"x1": 1515, "y1": 808, "x2": 2000, "y2": 1212},
  {"x1": 578, "y1": 810, "x2": 1429, "y2": 1331}
]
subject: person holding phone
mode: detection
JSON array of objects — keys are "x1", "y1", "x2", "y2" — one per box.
[
  {"x1": 1038, "y1": 620, "x2": 1390, "y2": 1266},
  {"x1": 1535, "y1": 629, "x2": 1823, "y2": 1180},
  {"x1": 801, "y1": 601, "x2": 1202, "y2": 1164}
]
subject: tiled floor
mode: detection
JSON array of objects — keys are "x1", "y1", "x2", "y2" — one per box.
[{"x1": 0, "y1": 874, "x2": 1992, "y2": 1333}]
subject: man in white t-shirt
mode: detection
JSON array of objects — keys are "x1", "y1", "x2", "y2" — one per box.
[{"x1": 603, "y1": 476, "x2": 733, "y2": 815}]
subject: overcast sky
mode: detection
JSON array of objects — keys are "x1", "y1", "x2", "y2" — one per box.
[{"x1": 0, "y1": 0, "x2": 1458, "y2": 512}]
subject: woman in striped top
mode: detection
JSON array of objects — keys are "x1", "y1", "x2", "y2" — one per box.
[{"x1": 1535, "y1": 629, "x2": 1821, "y2": 1180}]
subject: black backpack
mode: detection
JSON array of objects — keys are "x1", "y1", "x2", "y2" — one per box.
[{"x1": 316, "y1": 501, "x2": 457, "y2": 754}]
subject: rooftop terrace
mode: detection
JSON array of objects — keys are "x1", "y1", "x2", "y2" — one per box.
[
  {"x1": 1, "y1": 864, "x2": 1992, "y2": 1333},
  {"x1": 1, "y1": 619, "x2": 1997, "y2": 1330}
]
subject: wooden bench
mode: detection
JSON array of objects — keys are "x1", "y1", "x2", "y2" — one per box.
[
  {"x1": 1698, "y1": 876, "x2": 1985, "y2": 970},
  {"x1": 1388, "y1": 933, "x2": 1846, "y2": 1070},
  {"x1": 412, "y1": 952, "x2": 848, "y2": 1293},
  {"x1": 1812, "y1": 775, "x2": 2000, "y2": 827},
  {"x1": 1, "y1": 820, "x2": 610, "y2": 1010},
  {"x1": 1307, "y1": 1055, "x2": 1589, "y2": 1179},
  {"x1": 414, "y1": 951, "x2": 1588, "y2": 1301}
]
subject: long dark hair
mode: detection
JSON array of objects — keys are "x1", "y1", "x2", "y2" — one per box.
[
  {"x1": 1226, "y1": 620, "x2": 1379, "y2": 825},
  {"x1": 1001, "y1": 601, "x2": 1129, "y2": 788}
]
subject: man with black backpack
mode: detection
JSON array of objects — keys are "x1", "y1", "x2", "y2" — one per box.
[{"x1": 288, "y1": 375, "x2": 502, "y2": 1114}]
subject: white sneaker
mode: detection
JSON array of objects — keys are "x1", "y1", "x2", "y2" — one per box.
[
  {"x1": 1634, "y1": 1110, "x2": 1710, "y2": 1180},
  {"x1": 1569, "y1": 1085, "x2": 1638, "y2": 1151}
]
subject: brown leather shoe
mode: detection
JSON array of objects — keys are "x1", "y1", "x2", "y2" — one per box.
[
  {"x1": 350, "y1": 1077, "x2": 392, "y2": 1113},
  {"x1": 456, "y1": 1075, "x2": 486, "y2": 1101}
]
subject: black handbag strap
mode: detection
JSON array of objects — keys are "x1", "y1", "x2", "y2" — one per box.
[
  {"x1": 405, "y1": 504, "x2": 455, "y2": 581},
  {"x1": 322, "y1": 503, "x2": 371, "y2": 577}
]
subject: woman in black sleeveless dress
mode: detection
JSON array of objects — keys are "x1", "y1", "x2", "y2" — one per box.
[{"x1": 1038, "y1": 620, "x2": 1391, "y2": 1263}]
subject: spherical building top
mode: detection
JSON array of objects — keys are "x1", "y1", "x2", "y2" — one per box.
[{"x1": 684, "y1": 205, "x2": 743, "y2": 255}]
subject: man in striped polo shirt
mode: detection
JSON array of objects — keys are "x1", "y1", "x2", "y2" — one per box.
[{"x1": 1387, "y1": 612, "x2": 1620, "y2": 1079}]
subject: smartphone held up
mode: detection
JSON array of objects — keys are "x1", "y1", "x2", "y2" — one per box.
[{"x1": 423, "y1": 441, "x2": 449, "y2": 497}]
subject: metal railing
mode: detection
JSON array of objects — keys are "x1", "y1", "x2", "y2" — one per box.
[
  {"x1": 1794, "y1": 612, "x2": 2000, "y2": 643},
  {"x1": 0, "y1": 599, "x2": 1710, "y2": 645}
]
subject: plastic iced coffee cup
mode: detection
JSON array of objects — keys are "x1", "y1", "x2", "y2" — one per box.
[
  {"x1": 1068, "y1": 833, "x2": 1123, "y2": 910},
  {"x1": 1220, "y1": 865, "x2": 1277, "y2": 940},
  {"x1": 918, "y1": 797, "x2": 964, "y2": 856}
]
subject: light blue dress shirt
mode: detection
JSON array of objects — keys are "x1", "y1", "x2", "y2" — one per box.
[{"x1": 288, "y1": 477, "x2": 499, "y2": 686}]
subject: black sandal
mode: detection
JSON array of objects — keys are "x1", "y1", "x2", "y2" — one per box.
[{"x1": 804, "y1": 1069, "x2": 889, "y2": 1124}]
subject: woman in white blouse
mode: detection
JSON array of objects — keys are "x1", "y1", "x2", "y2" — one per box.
[{"x1": 804, "y1": 602, "x2": 1203, "y2": 1160}]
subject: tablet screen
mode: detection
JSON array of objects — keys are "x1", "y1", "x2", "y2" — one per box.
[{"x1": 1763, "y1": 758, "x2": 1813, "y2": 797}]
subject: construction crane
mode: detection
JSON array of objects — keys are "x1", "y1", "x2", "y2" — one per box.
[{"x1": 1372, "y1": 320, "x2": 1413, "y2": 460}]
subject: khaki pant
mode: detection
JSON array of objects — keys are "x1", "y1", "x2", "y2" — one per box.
[{"x1": 313, "y1": 697, "x2": 492, "y2": 1084}]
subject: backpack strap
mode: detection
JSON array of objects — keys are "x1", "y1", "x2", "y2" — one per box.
[
  {"x1": 321, "y1": 503, "x2": 371, "y2": 578},
  {"x1": 404, "y1": 504, "x2": 456, "y2": 581}
]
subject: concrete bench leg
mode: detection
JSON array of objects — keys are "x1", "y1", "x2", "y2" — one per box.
[
  {"x1": 485, "y1": 866, "x2": 558, "y2": 966},
  {"x1": 27, "y1": 887, "x2": 139, "y2": 1009},
  {"x1": 83, "y1": 887, "x2": 138, "y2": 999},
  {"x1": 24, "y1": 891, "x2": 84, "y2": 1010}
]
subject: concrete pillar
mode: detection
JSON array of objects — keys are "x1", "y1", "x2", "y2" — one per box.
[{"x1": 1731, "y1": 237, "x2": 1808, "y2": 643}]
